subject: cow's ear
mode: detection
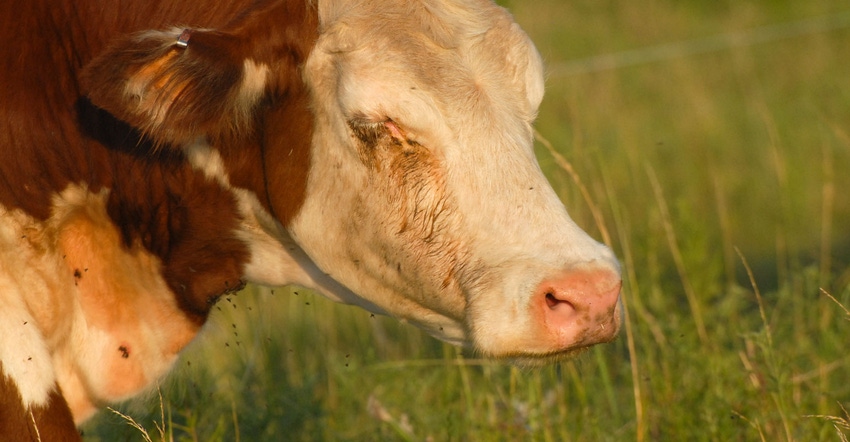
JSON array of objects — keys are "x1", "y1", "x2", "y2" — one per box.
[
  {"x1": 82, "y1": 28, "x2": 270, "y2": 147},
  {"x1": 497, "y1": 21, "x2": 545, "y2": 115}
]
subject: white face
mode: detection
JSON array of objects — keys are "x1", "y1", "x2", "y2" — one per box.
[{"x1": 290, "y1": 0, "x2": 622, "y2": 362}]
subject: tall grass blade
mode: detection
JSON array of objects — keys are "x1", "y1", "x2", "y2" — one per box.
[
  {"x1": 735, "y1": 248, "x2": 773, "y2": 348},
  {"x1": 645, "y1": 163, "x2": 709, "y2": 345},
  {"x1": 600, "y1": 162, "x2": 645, "y2": 442},
  {"x1": 108, "y1": 407, "x2": 155, "y2": 442},
  {"x1": 535, "y1": 129, "x2": 611, "y2": 246}
]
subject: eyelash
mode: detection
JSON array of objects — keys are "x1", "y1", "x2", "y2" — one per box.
[{"x1": 348, "y1": 117, "x2": 387, "y2": 144}]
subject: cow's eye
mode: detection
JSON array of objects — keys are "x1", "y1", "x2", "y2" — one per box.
[
  {"x1": 348, "y1": 117, "x2": 412, "y2": 151},
  {"x1": 383, "y1": 119, "x2": 406, "y2": 143},
  {"x1": 348, "y1": 117, "x2": 387, "y2": 145}
]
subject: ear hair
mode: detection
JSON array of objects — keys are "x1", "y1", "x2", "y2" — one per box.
[{"x1": 81, "y1": 0, "x2": 318, "y2": 149}]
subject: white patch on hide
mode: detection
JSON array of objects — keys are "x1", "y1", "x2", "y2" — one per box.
[
  {"x1": 0, "y1": 184, "x2": 207, "y2": 423},
  {"x1": 0, "y1": 204, "x2": 67, "y2": 409},
  {"x1": 238, "y1": 59, "x2": 269, "y2": 108}
]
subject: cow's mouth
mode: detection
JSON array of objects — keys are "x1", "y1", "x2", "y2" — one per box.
[{"x1": 500, "y1": 345, "x2": 596, "y2": 368}]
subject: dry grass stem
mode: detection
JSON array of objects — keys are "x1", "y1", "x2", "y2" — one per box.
[{"x1": 534, "y1": 129, "x2": 611, "y2": 246}]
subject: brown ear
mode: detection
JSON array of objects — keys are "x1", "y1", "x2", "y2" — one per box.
[
  {"x1": 83, "y1": 1, "x2": 317, "y2": 147},
  {"x1": 81, "y1": 27, "x2": 268, "y2": 146}
]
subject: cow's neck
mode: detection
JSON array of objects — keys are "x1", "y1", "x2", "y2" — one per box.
[{"x1": 216, "y1": 86, "x2": 315, "y2": 229}]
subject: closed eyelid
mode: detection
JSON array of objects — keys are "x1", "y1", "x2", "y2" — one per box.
[{"x1": 348, "y1": 115, "x2": 424, "y2": 149}]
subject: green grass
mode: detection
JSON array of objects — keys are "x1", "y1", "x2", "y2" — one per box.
[{"x1": 82, "y1": 1, "x2": 850, "y2": 440}]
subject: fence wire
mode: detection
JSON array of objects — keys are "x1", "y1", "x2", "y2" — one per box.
[{"x1": 548, "y1": 10, "x2": 850, "y2": 77}]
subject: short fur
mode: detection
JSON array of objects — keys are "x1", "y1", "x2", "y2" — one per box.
[
  {"x1": 1, "y1": 0, "x2": 622, "y2": 439},
  {"x1": 0, "y1": 0, "x2": 316, "y2": 438}
]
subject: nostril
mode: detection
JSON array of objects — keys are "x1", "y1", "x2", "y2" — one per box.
[
  {"x1": 545, "y1": 292, "x2": 556, "y2": 308},
  {"x1": 531, "y1": 268, "x2": 623, "y2": 350},
  {"x1": 544, "y1": 291, "x2": 573, "y2": 311}
]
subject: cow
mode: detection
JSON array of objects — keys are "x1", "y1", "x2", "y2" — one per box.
[{"x1": 0, "y1": 0, "x2": 622, "y2": 439}]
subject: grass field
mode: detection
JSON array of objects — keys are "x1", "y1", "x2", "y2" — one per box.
[{"x1": 81, "y1": 1, "x2": 850, "y2": 440}]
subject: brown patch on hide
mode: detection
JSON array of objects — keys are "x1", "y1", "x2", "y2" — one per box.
[
  {"x1": 82, "y1": 0, "x2": 319, "y2": 227},
  {"x1": 0, "y1": 1, "x2": 261, "y2": 220},
  {"x1": 98, "y1": 150, "x2": 250, "y2": 322},
  {"x1": 255, "y1": 87, "x2": 315, "y2": 227},
  {"x1": 0, "y1": 0, "x2": 319, "y2": 432},
  {"x1": 208, "y1": 0, "x2": 319, "y2": 227},
  {"x1": 0, "y1": 363, "x2": 80, "y2": 442},
  {"x1": 196, "y1": 0, "x2": 319, "y2": 226}
]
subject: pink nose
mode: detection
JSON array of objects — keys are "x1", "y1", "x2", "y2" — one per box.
[{"x1": 534, "y1": 267, "x2": 622, "y2": 348}]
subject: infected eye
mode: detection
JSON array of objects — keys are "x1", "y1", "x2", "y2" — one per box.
[
  {"x1": 348, "y1": 117, "x2": 386, "y2": 145},
  {"x1": 383, "y1": 119, "x2": 406, "y2": 141},
  {"x1": 348, "y1": 116, "x2": 407, "y2": 145}
]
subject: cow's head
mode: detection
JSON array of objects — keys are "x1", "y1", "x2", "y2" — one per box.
[{"x1": 83, "y1": 0, "x2": 621, "y2": 363}]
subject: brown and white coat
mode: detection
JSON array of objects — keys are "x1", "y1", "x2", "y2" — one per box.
[{"x1": 1, "y1": 1, "x2": 622, "y2": 439}]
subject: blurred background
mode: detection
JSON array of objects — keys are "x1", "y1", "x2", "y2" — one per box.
[{"x1": 83, "y1": 1, "x2": 850, "y2": 440}]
